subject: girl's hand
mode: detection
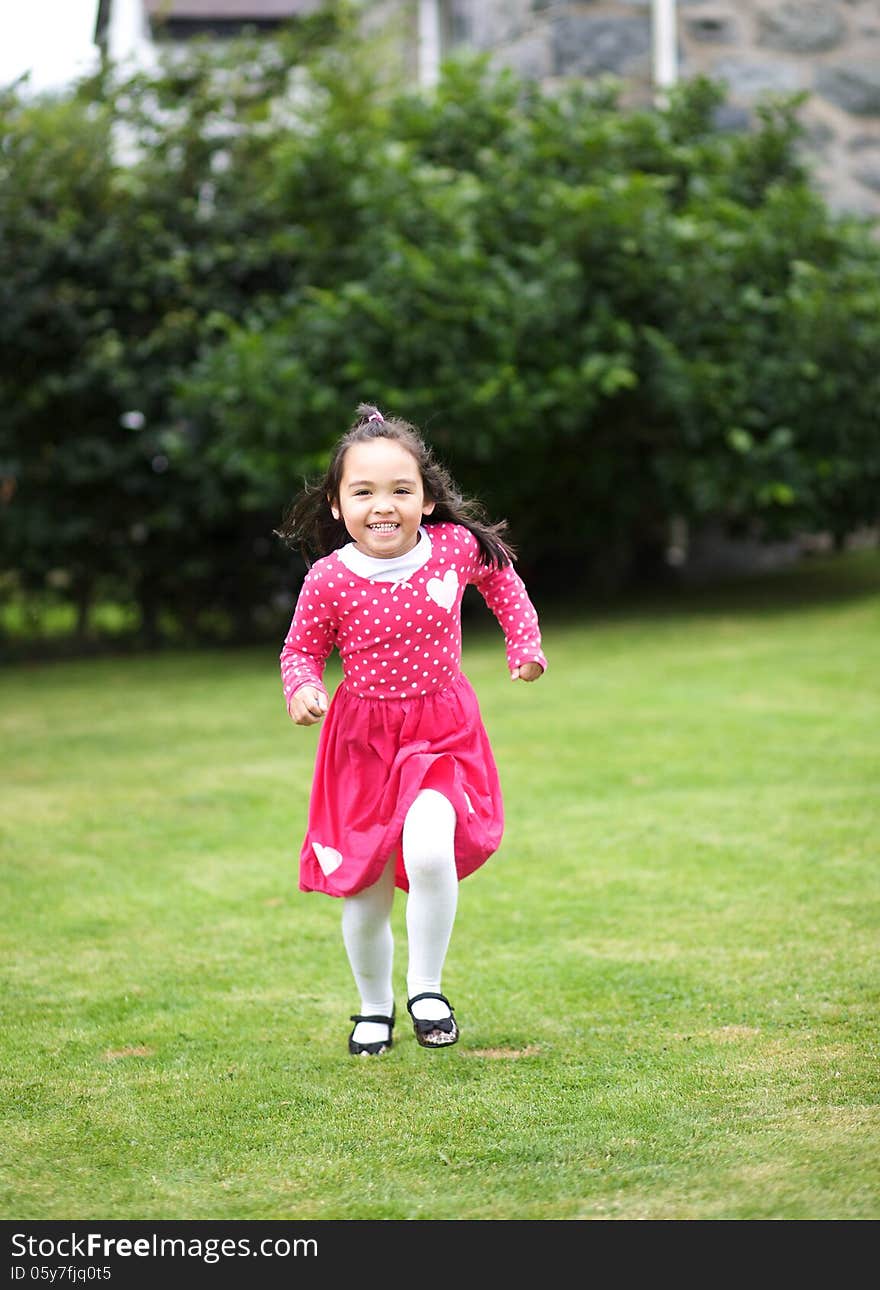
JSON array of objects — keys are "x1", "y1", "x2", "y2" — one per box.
[
  {"x1": 511, "y1": 662, "x2": 544, "y2": 682},
  {"x1": 288, "y1": 686, "x2": 328, "y2": 725}
]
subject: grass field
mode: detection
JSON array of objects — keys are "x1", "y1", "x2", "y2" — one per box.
[{"x1": 2, "y1": 552, "x2": 878, "y2": 1222}]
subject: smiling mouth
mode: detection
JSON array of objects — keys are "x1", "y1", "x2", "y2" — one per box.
[{"x1": 367, "y1": 523, "x2": 400, "y2": 533}]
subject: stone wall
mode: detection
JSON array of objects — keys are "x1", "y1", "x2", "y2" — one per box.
[{"x1": 439, "y1": 0, "x2": 880, "y2": 219}]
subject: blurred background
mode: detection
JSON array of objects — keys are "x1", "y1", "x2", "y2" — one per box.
[{"x1": 2, "y1": 0, "x2": 879, "y2": 658}]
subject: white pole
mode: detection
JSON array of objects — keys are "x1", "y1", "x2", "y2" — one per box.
[
  {"x1": 418, "y1": 0, "x2": 441, "y2": 90},
  {"x1": 107, "y1": 0, "x2": 158, "y2": 74},
  {"x1": 651, "y1": 0, "x2": 678, "y2": 104}
]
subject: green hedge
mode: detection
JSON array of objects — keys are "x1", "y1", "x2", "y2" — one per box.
[{"x1": 2, "y1": 15, "x2": 878, "y2": 646}]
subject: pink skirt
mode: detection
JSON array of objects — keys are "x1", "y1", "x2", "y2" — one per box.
[{"x1": 297, "y1": 672, "x2": 504, "y2": 897}]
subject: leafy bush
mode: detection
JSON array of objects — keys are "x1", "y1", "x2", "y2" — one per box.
[{"x1": 2, "y1": 18, "x2": 878, "y2": 647}]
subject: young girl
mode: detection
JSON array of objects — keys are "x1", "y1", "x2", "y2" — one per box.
[{"x1": 277, "y1": 403, "x2": 546, "y2": 1056}]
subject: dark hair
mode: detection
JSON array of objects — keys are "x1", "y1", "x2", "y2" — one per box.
[{"x1": 275, "y1": 403, "x2": 516, "y2": 568}]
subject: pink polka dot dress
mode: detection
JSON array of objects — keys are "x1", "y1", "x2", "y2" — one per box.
[{"x1": 280, "y1": 522, "x2": 547, "y2": 897}]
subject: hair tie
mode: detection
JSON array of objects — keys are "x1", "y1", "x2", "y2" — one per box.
[{"x1": 367, "y1": 411, "x2": 384, "y2": 424}]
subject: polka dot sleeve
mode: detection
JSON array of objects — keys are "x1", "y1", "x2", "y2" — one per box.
[
  {"x1": 464, "y1": 532, "x2": 548, "y2": 677},
  {"x1": 279, "y1": 563, "x2": 338, "y2": 707}
]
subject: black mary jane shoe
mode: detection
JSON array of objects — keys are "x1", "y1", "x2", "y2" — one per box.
[
  {"x1": 406, "y1": 992, "x2": 459, "y2": 1049},
  {"x1": 348, "y1": 1006, "x2": 395, "y2": 1057}
]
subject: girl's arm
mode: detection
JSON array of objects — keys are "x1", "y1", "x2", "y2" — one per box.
[
  {"x1": 279, "y1": 568, "x2": 338, "y2": 718},
  {"x1": 467, "y1": 538, "x2": 547, "y2": 680}
]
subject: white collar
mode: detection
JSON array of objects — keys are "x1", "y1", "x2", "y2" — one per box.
[{"x1": 337, "y1": 526, "x2": 433, "y2": 583}]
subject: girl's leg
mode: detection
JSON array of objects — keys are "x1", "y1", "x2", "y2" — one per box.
[
  {"x1": 402, "y1": 788, "x2": 459, "y2": 1032},
  {"x1": 341, "y1": 858, "x2": 396, "y2": 1046}
]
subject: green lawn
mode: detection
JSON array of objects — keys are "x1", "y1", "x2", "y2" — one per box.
[{"x1": 2, "y1": 552, "x2": 878, "y2": 1220}]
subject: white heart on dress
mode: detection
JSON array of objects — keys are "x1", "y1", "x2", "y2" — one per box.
[
  {"x1": 313, "y1": 842, "x2": 343, "y2": 876},
  {"x1": 426, "y1": 568, "x2": 458, "y2": 611}
]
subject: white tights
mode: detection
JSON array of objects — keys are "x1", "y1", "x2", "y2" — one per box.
[{"x1": 342, "y1": 789, "x2": 458, "y2": 1043}]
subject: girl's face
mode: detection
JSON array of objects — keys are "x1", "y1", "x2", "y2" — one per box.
[{"x1": 333, "y1": 437, "x2": 435, "y2": 559}]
